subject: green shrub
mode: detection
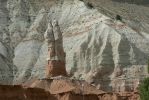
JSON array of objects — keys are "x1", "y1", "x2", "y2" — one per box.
[
  {"x1": 86, "y1": 2, "x2": 94, "y2": 9},
  {"x1": 116, "y1": 15, "x2": 122, "y2": 21},
  {"x1": 139, "y1": 77, "x2": 149, "y2": 100}
]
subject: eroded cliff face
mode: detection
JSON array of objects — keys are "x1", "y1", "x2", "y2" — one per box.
[
  {"x1": 0, "y1": 85, "x2": 57, "y2": 100},
  {"x1": 0, "y1": 84, "x2": 140, "y2": 100},
  {"x1": 0, "y1": 0, "x2": 149, "y2": 91},
  {"x1": 0, "y1": 0, "x2": 15, "y2": 84}
]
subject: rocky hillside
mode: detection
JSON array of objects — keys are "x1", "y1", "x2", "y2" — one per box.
[
  {"x1": 0, "y1": 0, "x2": 149, "y2": 91},
  {"x1": 0, "y1": 84, "x2": 140, "y2": 100},
  {"x1": 84, "y1": 0, "x2": 149, "y2": 34}
]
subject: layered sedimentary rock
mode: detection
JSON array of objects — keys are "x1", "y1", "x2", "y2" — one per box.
[
  {"x1": 25, "y1": 76, "x2": 140, "y2": 100},
  {"x1": 0, "y1": 83, "x2": 140, "y2": 100},
  {"x1": 0, "y1": 85, "x2": 56, "y2": 100},
  {"x1": 0, "y1": 0, "x2": 149, "y2": 92},
  {"x1": 44, "y1": 20, "x2": 67, "y2": 77}
]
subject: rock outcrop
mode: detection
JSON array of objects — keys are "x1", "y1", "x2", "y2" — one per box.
[
  {"x1": 0, "y1": 85, "x2": 57, "y2": 100},
  {"x1": 0, "y1": 0, "x2": 149, "y2": 92},
  {"x1": 0, "y1": 75, "x2": 140, "y2": 100},
  {"x1": 44, "y1": 20, "x2": 67, "y2": 77}
]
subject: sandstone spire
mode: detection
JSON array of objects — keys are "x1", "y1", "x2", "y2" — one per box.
[{"x1": 44, "y1": 20, "x2": 67, "y2": 77}]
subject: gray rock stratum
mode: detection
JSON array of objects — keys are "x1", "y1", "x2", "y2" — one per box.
[{"x1": 0, "y1": 0, "x2": 149, "y2": 91}]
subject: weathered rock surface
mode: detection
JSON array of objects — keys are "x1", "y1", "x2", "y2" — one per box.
[
  {"x1": 0, "y1": 78, "x2": 140, "y2": 100},
  {"x1": 0, "y1": 85, "x2": 56, "y2": 100},
  {"x1": 25, "y1": 76, "x2": 140, "y2": 100},
  {"x1": 0, "y1": 0, "x2": 149, "y2": 92},
  {"x1": 0, "y1": 0, "x2": 15, "y2": 84},
  {"x1": 44, "y1": 20, "x2": 67, "y2": 77}
]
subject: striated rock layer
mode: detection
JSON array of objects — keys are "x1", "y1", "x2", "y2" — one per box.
[
  {"x1": 0, "y1": 0, "x2": 149, "y2": 92},
  {"x1": 0, "y1": 78, "x2": 140, "y2": 100},
  {"x1": 46, "y1": 61, "x2": 67, "y2": 77},
  {"x1": 0, "y1": 85, "x2": 56, "y2": 100}
]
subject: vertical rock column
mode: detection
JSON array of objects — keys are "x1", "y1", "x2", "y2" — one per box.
[{"x1": 44, "y1": 20, "x2": 67, "y2": 77}]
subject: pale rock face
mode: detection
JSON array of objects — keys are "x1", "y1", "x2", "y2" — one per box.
[
  {"x1": 0, "y1": 0, "x2": 14, "y2": 84},
  {"x1": 25, "y1": 8, "x2": 48, "y2": 41},
  {"x1": 0, "y1": 37, "x2": 14, "y2": 84},
  {"x1": 0, "y1": 0, "x2": 149, "y2": 91},
  {"x1": 13, "y1": 8, "x2": 48, "y2": 83},
  {"x1": 0, "y1": 42, "x2": 8, "y2": 58},
  {"x1": 0, "y1": 0, "x2": 9, "y2": 27},
  {"x1": 13, "y1": 40, "x2": 42, "y2": 84},
  {"x1": 44, "y1": 22, "x2": 54, "y2": 43}
]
